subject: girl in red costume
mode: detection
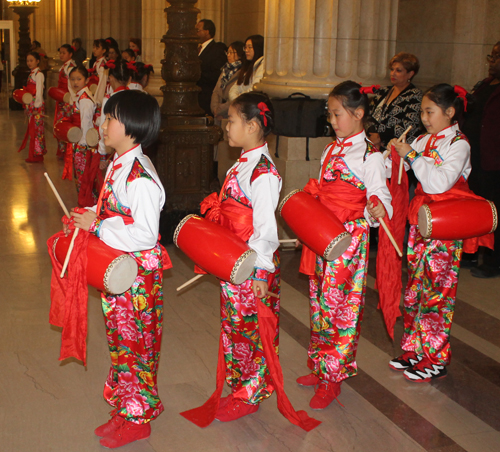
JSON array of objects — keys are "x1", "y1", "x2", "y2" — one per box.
[
  {"x1": 19, "y1": 52, "x2": 46, "y2": 163},
  {"x1": 68, "y1": 90, "x2": 169, "y2": 448},
  {"x1": 297, "y1": 81, "x2": 393, "y2": 409},
  {"x1": 387, "y1": 84, "x2": 493, "y2": 382}
]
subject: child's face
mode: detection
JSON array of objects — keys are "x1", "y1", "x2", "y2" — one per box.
[
  {"x1": 26, "y1": 55, "x2": 39, "y2": 70},
  {"x1": 108, "y1": 48, "x2": 118, "y2": 60},
  {"x1": 226, "y1": 105, "x2": 252, "y2": 148},
  {"x1": 70, "y1": 71, "x2": 87, "y2": 92},
  {"x1": 93, "y1": 44, "x2": 104, "y2": 58},
  {"x1": 102, "y1": 114, "x2": 127, "y2": 149},
  {"x1": 420, "y1": 96, "x2": 453, "y2": 135},
  {"x1": 59, "y1": 47, "x2": 72, "y2": 63},
  {"x1": 327, "y1": 96, "x2": 363, "y2": 139}
]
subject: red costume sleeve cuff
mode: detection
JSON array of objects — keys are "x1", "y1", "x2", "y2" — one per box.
[
  {"x1": 89, "y1": 216, "x2": 103, "y2": 237},
  {"x1": 404, "y1": 149, "x2": 420, "y2": 165}
]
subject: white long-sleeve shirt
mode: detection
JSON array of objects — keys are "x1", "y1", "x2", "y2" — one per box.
[
  {"x1": 28, "y1": 68, "x2": 44, "y2": 109},
  {"x1": 74, "y1": 87, "x2": 95, "y2": 146}
]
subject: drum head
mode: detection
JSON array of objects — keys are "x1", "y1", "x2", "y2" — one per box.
[
  {"x1": 231, "y1": 249, "x2": 258, "y2": 284},
  {"x1": 22, "y1": 93, "x2": 33, "y2": 104},
  {"x1": 63, "y1": 92, "x2": 71, "y2": 103},
  {"x1": 67, "y1": 127, "x2": 83, "y2": 143},
  {"x1": 324, "y1": 232, "x2": 352, "y2": 261},
  {"x1": 89, "y1": 84, "x2": 98, "y2": 95},
  {"x1": 104, "y1": 255, "x2": 138, "y2": 294},
  {"x1": 86, "y1": 128, "x2": 99, "y2": 147},
  {"x1": 417, "y1": 204, "x2": 432, "y2": 238}
]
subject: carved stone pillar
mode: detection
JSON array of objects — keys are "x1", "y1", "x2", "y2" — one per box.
[
  {"x1": 10, "y1": 5, "x2": 37, "y2": 90},
  {"x1": 156, "y1": 0, "x2": 222, "y2": 242}
]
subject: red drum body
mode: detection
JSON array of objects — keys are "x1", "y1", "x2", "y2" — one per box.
[
  {"x1": 54, "y1": 116, "x2": 83, "y2": 143},
  {"x1": 13, "y1": 88, "x2": 33, "y2": 105},
  {"x1": 88, "y1": 75, "x2": 99, "y2": 94},
  {"x1": 418, "y1": 199, "x2": 498, "y2": 240},
  {"x1": 174, "y1": 214, "x2": 257, "y2": 284},
  {"x1": 52, "y1": 233, "x2": 138, "y2": 294},
  {"x1": 86, "y1": 127, "x2": 100, "y2": 147},
  {"x1": 279, "y1": 189, "x2": 352, "y2": 261},
  {"x1": 48, "y1": 87, "x2": 71, "y2": 104}
]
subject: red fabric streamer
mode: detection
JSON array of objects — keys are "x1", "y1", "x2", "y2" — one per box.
[
  {"x1": 453, "y1": 85, "x2": 468, "y2": 112},
  {"x1": 87, "y1": 67, "x2": 96, "y2": 74},
  {"x1": 374, "y1": 145, "x2": 408, "y2": 339},
  {"x1": 78, "y1": 150, "x2": 104, "y2": 208},
  {"x1": 62, "y1": 143, "x2": 74, "y2": 180},
  {"x1": 126, "y1": 62, "x2": 138, "y2": 73},
  {"x1": 257, "y1": 102, "x2": 270, "y2": 127},
  {"x1": 360, "y1": 85, "x2": 380, "y2": 95}
]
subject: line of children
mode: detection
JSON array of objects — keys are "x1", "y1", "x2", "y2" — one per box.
[{"x1": 18, "y1": 52, "x2": 47, "y2": 163}]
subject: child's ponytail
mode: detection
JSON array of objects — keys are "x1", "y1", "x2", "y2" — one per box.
[
  {"x1": 231, "y1": 92, "x2": 274, "y2": 137},
  {"x1": 424, "y1": 83, "x2": 473, "y2": 123}
]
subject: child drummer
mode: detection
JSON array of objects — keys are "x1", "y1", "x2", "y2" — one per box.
[{"x1": 67, "y1": 90, "x2": 170, "y2": 448}]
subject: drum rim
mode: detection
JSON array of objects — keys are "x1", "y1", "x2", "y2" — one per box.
[
  {"x1": 488, "y1": 200, "x2": 498, "y2": 234},
  {"x1": 278, "y1": 189, "x2": 302, "y2": 217},
  {"x1": 52, "y1": 237, "x2": 60, "y2": 264},
  {"x1": 103, "y1": 254, "x2": 136, "y2": 294},
  {"x1": 419, "y1": 204, "x2": 432, "y2": 238},
  {"x1": 230, "y1": 248, "x2": 256, "y2": 284},
  {"x1": 323, "y1": 231, "x2": 351, "y2": 261},
  {"x1": 173, "y1": 214, "x2": 200, "y2": 247}
]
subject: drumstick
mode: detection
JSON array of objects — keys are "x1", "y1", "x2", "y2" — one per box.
[
  {"x1": 60, "y1": 228, "x2": 79, "y2": 278},
  {"x1": 378, "y1": 218, "x2": 403, "y2": 257},
  {"x1": 279, "y1": 239, "x2": 296, "y2": 244},
  {"x1": 44, "y1": 172, "x2": 71, "y2": 218},
  {"x1": 398, "y1": 125, "x2": 412, "y2": 185},
  {"x1": 176, "y1": 274, "x2": 204, "y2": 292}
]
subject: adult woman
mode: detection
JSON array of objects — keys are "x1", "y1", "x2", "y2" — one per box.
[
  {"x1": 211, "y1": 41, "x2": 244, "y2": 120},
  {"x1": 129, "y1": 38, "x2": 142, "y2": 62},
  {"x1": 368, "y1": 52, "x2": 422, "y2": 148},
  {"x1": 229, "y1": 35, "x2": 264, "y2": 101}
]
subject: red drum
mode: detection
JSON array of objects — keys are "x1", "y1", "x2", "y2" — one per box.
[
  {"x1": 418, "y1": 199, "x2": 498, "y2": 240},
  {"x1": 88, "y1": 75, "x2": 99, "y2": 94},
  {"x1": 279, "y1": 189, "x2": 352, "y2": 261},
  {"x1": 86, "y1": 127, "x2": 100, "y2": 147},
  {"x1": 51, "y1": 233, "x2": 138, "y2": 294},
  {"x1": 54, "y1": 117, "x2": 83, "y2": 143},
  {"x1": 13, "y1": 88, "x2": 33, "y2": 105},
  {"x1": 174, "y1": 214, "x2": 257, "y2": 284},
  {"x1": 48, "y1": 87, "x2": 71, "y2": 104}
]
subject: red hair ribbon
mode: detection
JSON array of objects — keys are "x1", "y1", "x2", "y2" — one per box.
[
  {"x1": 454, "y1": 85, "x2": 468, "y2": 112},
  {"x1": 105, "y1": 39, "x2": 112, "y2": 44},
  {"x1": 144, "y1": 64, "x2": 152, "y2": 70},
  {"x1": 359, "y1": 84, "x2": 380, "y2": 95},
  {"x1": 105, "y1": 60, "x2": 116, "y2": 69},
  {"x1": 257, "y1": 102, "x2": 270, "y2": 127},
  {"x1": 126, "y1": 62, "x2": 138, "y2": 73},
  {"x1": 87, "y1": 67, "x2": 96, "y2": 74},
  {"x1": 71, "y1": 45, "x2": 76, "y2": 53}
]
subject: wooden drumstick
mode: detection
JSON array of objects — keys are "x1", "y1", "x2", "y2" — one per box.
[
  {"x1": 378, "y1": 218, "x2": 403, "y2": 257},
  {"x1": 279, "y1": 239, "x2": 297, "y2": 244},
  {"x1": 60, "y1": 228, "x2": 79, "y2": 278},
  {"x1": 177, "y1": 274, "x2": 204, "y2": 292},
  {"x1": 398, "y1": 125, "x2": 412, "y2": 185},
  {"x1": 44, "y1": 172, "x2": 71, "y2": 218}
]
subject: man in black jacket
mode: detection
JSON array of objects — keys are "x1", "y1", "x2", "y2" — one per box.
[{"x1": 196, "y1": 19, "x2": 227, "y2": 116}]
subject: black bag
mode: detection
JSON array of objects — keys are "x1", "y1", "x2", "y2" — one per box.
[{"x1": 271, "y1": 93, "x2": 331, "y2": 160}]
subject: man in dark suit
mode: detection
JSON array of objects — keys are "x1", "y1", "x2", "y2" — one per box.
[{"x1": 196, "y1": 19, "x2": 227, "y2": 116}]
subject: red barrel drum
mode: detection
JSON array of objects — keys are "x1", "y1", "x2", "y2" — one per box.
[
  {"x1": 13, "y1": 88, "x2": 33, "y2": 105},
  {"x1": 48, "y1": 87, "x2": 71, "y2": 104},
  {"x1": 279, "y1": 189, "x2": 352, "y2": 261},
  {"x1": 418, "y1": 199, "x2": 498, "y2": 240},
  {"x1": 54, "y1": 114, "x2": 82, "y2": 143},
  {"x1": 174, "y1": 214, "x2": 257, "y2": 284},
  {"x1": 88, "y1": 75, "x2": 99, "y2": 94}
]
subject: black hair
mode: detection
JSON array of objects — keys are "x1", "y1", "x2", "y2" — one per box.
[
  {"x1": 59, "y1": 44, "x2": 74, "y2": 56},
  {"x1": 131, "y1": 62, "x2": 154, "y2": 84},
  {"x1": 229, "y1": 41, "x2": 245, "y2": 61},
  {"x1": 122, "y1": 48, "x2": 136, "y2": 61},
  {"x1": 329, "y1": 80, "x2": 371, "y2": 123},
  {"x1": 424, "y1": 83, "x2": 472, "y2": 123},
  {"x1": 237, "y1": 35, "x2": 264, "y2": 86},
  {"x1": 199, "y1": 19, "x2": 216, "y2": 38},
  {"x1": 93, "y1": 39, "x2": 109, "y2": 54},
  {"x1": 32, "y1": 40, "x2": 41, "y2": 48},
  {"x1": 27, "y1": 51, "x2": 41, "y2": 62},
  {"x1": 231, "y1": 91, "x2": 274, "y2": 137},
  {"x1": 72, "y1": 37, "x2": 82, "y2": 46},
  {"x1": 107, "y1": 60, "x2": 132, "y2": 83},
  {"x1": 104, "y1": 90, "x2": 161, "y2": 148},
  {"x1": 69, "y1": 65, "x2": 88, "y2": 79},
  {"x1": 105, "y1": 37, "x2": 119, "y2": 49}
]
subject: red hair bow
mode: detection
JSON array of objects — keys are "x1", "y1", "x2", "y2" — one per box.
[
  {"x1": 359, "y1": 85, "x2": 380, "y2": 95},
  {"x1": 105, "y1": 60, "x2": 116, "y2": 69},
  {"x1": 126, "y1": 62, "x2": 138, "y2": 73},
  {"x1": 454, "y1": 85, "x2": 468, "y2": 112},
  {"x1": 257, "y1": 102, "x2": 270, "y2": 127},
  {"x1": 87, "y1": 67, "x2": 96, "y2": 74},
  {"x1": 71, "y1": 45, "x2": 76, "y2": 53},
  {"x1": 105, "y1": 39, "x2": 112, "y2": 44}
]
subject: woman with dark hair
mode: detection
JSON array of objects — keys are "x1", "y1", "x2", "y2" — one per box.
[
  {"x1": 229, "y1": 35, "x2": 264, "y2": 101},
  {"x1": 129, "y1": 38, "x2": 142, "y2": 62},
  {"x1": 368, "y1": 52, "x2": 423, "y2": 148},
  {"x1": 211, "y1": 41, "x2": 245, "y2": 120}
]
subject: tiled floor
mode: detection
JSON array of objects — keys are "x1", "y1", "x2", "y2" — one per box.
[{"x1": 1, "y1": 104, "x2": 499, "y2": 451}]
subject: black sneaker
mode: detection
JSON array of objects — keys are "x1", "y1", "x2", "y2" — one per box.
[
  {"x1": 404, "y1": 358, "x2": 447, "y2": 382},
  {"x1": 389, "y1": 351, "x2": 422, "y2": 371}
]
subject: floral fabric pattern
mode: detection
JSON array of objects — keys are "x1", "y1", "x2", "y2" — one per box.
[
  {"x1": 401, "y1": 225, "x2": 462, "y2": 365},
  {"x1": 323, "y1": 155, "x2": 365, "y2": 190},
  {"x1": 307, "y1": 218, "x2": 370, "y2": 382},
  {"x1": 72, "y1": 143, "x2": 90, "y2": 194}
]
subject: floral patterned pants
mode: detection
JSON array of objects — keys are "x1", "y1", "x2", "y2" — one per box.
[
  {"x1": 220, "y1": 253, "x2": 280, "y2": 405},
  {"x1": 401, "y1": 225, "x2": 462, "y2": 365},
  {"x1": 307, "y1": 218, "x2": 369, "y2": 383},
  {"x1": 54, "y1": 101, "x2": 72, "y2": 155},
  {"x1": 101, "y1": 245, "x2": 164, "y2": 423},
  {"x1": 73, "y1": 144, "x2": 89, "y2": 194}
]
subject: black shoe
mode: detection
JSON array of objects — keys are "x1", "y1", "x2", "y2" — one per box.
[
  {"x1": 389, "y1": 351, "x2": 422, "y2": 371},
  {"x1": 404, "y1": 358, "x2": 447, "y2": 382},
  {"x1": 461, "y1": 253, "x2": 478, "y2": 268},
  {"x1": 470, "y1": 264, "x2": 500, "y2": 279}
]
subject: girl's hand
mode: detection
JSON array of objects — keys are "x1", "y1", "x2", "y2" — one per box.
[
  {"x1": 393, "y1": 141, "x2": 412, "y2": 159},
  {"x1": 252, "y1": 280, "x2": 268, "y2": 299},
  {"x1": 99, "y1": 159, "x2": 109, "y2": 170},
  {"x1": 71, "y1": 208, "x2": 97, "y2": 231},
  {"x1": 63, "y1": 221, "x2": 71, "y2": 237},
  {"x1": 367, "y1": 200, "x2": 386, "y2": 219},
  {"x1": 295, "y1": 239, "x2": 301, "y2": 248}
]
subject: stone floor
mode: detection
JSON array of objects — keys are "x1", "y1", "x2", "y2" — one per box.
[{"x1": 1, "y1": 102, "x2": 499, "y2": 452}]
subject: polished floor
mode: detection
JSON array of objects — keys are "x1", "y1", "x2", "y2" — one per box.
[{"x1": 1, "y1": 100, "x2": 500, "y2": 452}]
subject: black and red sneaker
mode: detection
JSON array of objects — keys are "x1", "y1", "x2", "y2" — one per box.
[
  {"x1": 403, "y1": 357, "x2": 447, "y2": 382},
  {"x1": 389, "y1": 351, "x2": 422, "y2": 371}
]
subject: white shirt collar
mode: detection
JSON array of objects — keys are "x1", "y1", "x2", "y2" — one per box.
[{"x1": 199, "y1": 38, "x2": 214, "y2": 55}]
